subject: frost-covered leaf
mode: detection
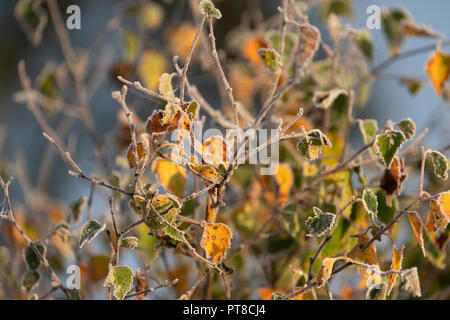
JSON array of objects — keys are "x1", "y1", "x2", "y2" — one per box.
[
  {"x1": 376, "y1": 129, "x2": 406, "y2": 168},
  {"x1": 399, "y1": 77, "x2": 425, "y2": 96},
  {"x1": 313, "y1": 89, "x2": 348, "y2": 109},
  {"x1": 381, "y1": 8, "x2": 411, "y2": 55},
  {"x1": 297, "y1": 129, "x2": 332, "y2": 161},
  {"x1": 407, "y1": 211, "x2": 426, "y2": 257},
  {"x1": 164, "y1": 226, "x2": 184, "y2": 242},
  {"x1": 297, "y1": 24, "x2": 321, "y2": 72},
  {"x1": 274, "y1": 163, "x2": 294, "y2": 204},
  {"x1": 70, "y1": 196, "x2": 87, "y2": 223},
  {"x1": 317, "y1": 257, "x2": 337, "y2": 288},
  {"x1": 127, "y1": 142, "x2": 147, "y2": 169},
  {"x1": 120, "y1": 236, "x2": 139, "y2": 249},
  {"x1": 425, "y1": 51, "x2": 450, "y2": 96},
  {"x1": 22, "y1": 269, "x2": 40, "y2": 292},
  {"x1": 199, "y1": 0, "x2": 222, "y2": 19},
  {"x1": 104, "y1": 265, "x2": 134, "y2": 300},
  {"x1": 359, "y1": 119, "x2": 378, "y2": 156},
  {"x1": 146, "y1": 195, "x2": 180, "y2": 231},
  {"x1": 137, "y1": 2, "x2": 164, "y2": 30},
  {"x1": 23, "y1": 244, "x2": 45, "y2": 270},
  {"x1": 430, "y1": 150, "x2": 449, "y2": 180},
  {"x1": 425, "y1": 199, "x2": 449, "y2": 233},
  {"x1": 402, "y1": 21, "x2": 441, "y2": 38},
  {"x1": 152, "y1": 157, "x2": 186, "y2": 197},
  {"x1": 305, "y1": 207, "x2": 336, "y2": 237},
  {"x1": 201, "y1": 223, "x2": 232, "y2": 264},
  {"x1": 15, "y1": 0, "x2": 48, "y2": 46},
  {"x1": 387, "y1": 244, "x2": 404, "y2": 295},
  {"x1": 400, "y1": 267, "x2": 421, "y2": 298},
  {"x1": 79, "y1": 220, "x2": 106, "y2": 248},
  {"x1": 137, "y1": 49, "x2": 168, "y2": 91},
  {"x1": 397, "y1": 118, "x2": 416, "y2": 140},
  {"x1": 257, "y1": 48, "x2": 282, "y2": 73},
  {"x1": 362, "y1": 189, "x2": 380, "y2": 227},
  {"x1": 201, "y1": 136, "x2": 228, "y2": 168}
]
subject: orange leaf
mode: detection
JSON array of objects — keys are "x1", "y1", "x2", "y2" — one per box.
[
  {"x1": 127, "y1": 142, "x2": 146, "y2": 169},
  {"x1": 407, "y1": 211, "x2": 426, "y2": 257},
  {"x1": 425, "y1": 51, "x2": 450, "y2": 96},
  {"x1": 425, "y1": 199, "x2": 449, "y2": 233},
  {"x1": 200, "y1": 223, "x2": 232, "y2": 264}
]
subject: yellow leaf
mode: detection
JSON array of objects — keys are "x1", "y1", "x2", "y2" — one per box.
[
  {"x1": 439, "y1": 191, "x2": 450, "y2": 219},
  {"x1": 152, "y1": 158, "x2": 186, "y2": 197},
  {"x1": 317, "y1": 257, "x2": 338, "y2": 288},
  {"x1": 348, "y1": 232, "x2": 378, "y2": 266},
  {"x1": 407, "y1": 211, "x2": 426, "y2": 257},
  {"x1": 387, "y1": 244, "x2": 404, "y2": 295},
  {"x1": 166, "y1": 23, "x2": 197, "y2": 60},
  {"x1": 201, "y1": 136, "x2": 228, "y2": 168},
  {"x1": 242, "y1": 36, "x2": 267, "y2": 66},
  {"x1": 127, "y1": 142, "x2": 146, "y2": 169},
  {"x1": 190, "y1": 164, "x2": 218, "y2": 181},
  {"x1": 425, "y1": 199, "x2": 449, "y2": 233},
  {"x1": 200, "y1": 223, "x2": 232, "y2": 264},
  {"x1": 274, "y1": 163, "x2": 294, "y2": 204},
  {"x1": 425, "y1": 51, "x2": 450, "y2": 96},
  {"x1": 137, "y1": 49, "x2": 168, "y2": 91}
]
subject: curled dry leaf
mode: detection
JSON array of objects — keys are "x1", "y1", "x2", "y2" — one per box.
[
  {"x1": 380, "y1": 156, "x2": 408, "y2": 204},
  {"x1": 348, "y1": 231, "x2": 378, "y2": 266},
  {"x1": 387, "y1": 244, "x2": 404, "y2": 295},
  {"x1": 317, "y1": 257, "x2": 338, "y2": 288},
  {"x1": 425, "y1": 51, "x2": 450, "y2": 96},
  {"x1": 200, "y1": 223, "x2": 232, "y2": 264}
]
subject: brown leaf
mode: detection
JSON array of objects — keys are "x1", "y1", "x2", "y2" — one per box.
[
  {"x1": 425, "y1": 199, "x2": 449, "y2": 233},
  {"x1": 317, "y1": 257, "x2": 337, "y2": 288},
  {"x1": 127, "y1": 142, "x2": 146, "y2": 169},
  {"x1": 348, "y1": 231, "x2": 378, "y2": 266}
]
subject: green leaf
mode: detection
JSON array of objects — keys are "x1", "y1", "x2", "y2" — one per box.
[
  {"x1": 199, "y1": 0, "x2": 222, "y2": 19},
  {"x1": 305, "y1": 207, "x2": 336, "y2": 237},
  {"x1": 70, "y1": 196, "x2": 87, "y2": 223},
  {"x1": 319, "y1": 0, "x2": 353, "y2": 20},
  {"x1": 359, "y1": 119, "x2": 379, "y2": 156},
  {"x1": 430, "y1": 150, "x2": 449, "y2": 180},
  {"x1": 257, "y1": 48, "x2": 282, "y2": 73},
  {"x1": 397, "y1": 118, "x2": 416, "y2": 140},
  {"x1": 23, "y1": 244, "x2": 45, "y2": 270},
  {"x1": 362, "y1": 189, "x2": 381, "y2": 227},
  {"x1": 22, "y1": 269, "x2": 40, "y2": 292},
  {"x1": 120, "y1": 236, "x2": 139, "y2": 249},
  {"x1": 313, "y1": 89, "x2": 348, "y2": 109},
  {"x1": 376, "y1": 129, "x2": 406, "y2": 168},
  {"x1": 79, "y1": 220, "x2": 106, "y2": 248},
  {"x1": 354, "y1": 30, "x2": 373, "y2": 61},
  {"x1": 297, "y1": 129, "x2": 332, "y2": 161},
  {"x1": 104, "y1": 265, "x2": 134, "y2": 300},
  {"x1": 158, "y1": 73, "x2": 176, "y2": 101}
]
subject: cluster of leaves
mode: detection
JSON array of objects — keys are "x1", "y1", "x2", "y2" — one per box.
[{"x1": 1, "y1": 0, "x2": 449, "y2": 301}]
